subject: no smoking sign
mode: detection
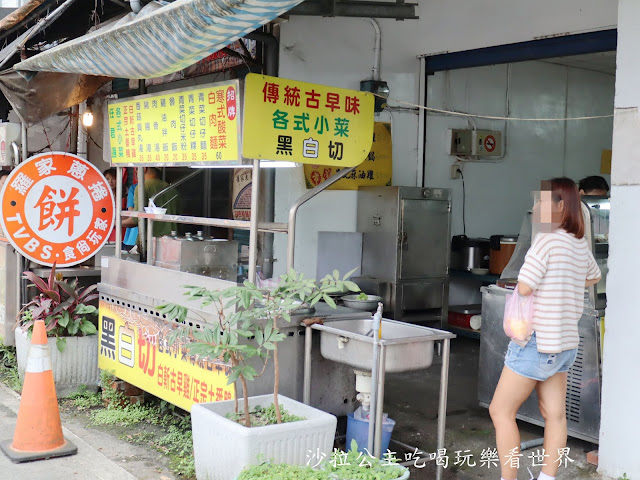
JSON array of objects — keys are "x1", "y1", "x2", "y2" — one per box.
[
  {"x1": 484, "y1": 135, "x2": 496, "y2": 153},
  {"x1": 0, "y1": 152, "x2": 115, "y2": 267}
]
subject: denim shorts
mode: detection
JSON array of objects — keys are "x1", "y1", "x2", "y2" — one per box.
[{"x1": 504, "y1": 333, "x2": 577, "y2": 382}]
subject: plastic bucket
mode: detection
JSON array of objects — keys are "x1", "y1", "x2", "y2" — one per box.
[{"x1": 346, "y1": 411, "x2": 396, "y2": 459}]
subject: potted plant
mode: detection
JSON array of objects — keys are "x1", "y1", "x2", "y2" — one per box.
[
  {"x1": 235, "y1": 440, "x2": 410, "y2": 480},
  {"x1": 15, "y1": 263, "x2": 99, "y2": 397},
  {"x1": 161, "y1": 269, "x2": 359, "y2": 480}
]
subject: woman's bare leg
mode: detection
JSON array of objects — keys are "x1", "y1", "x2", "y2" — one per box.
[
  {"x1": 536, "y1": 372, "x2": 568, "y2": 478},
  {"x1": 490, "y1": 367, "x2": 538, "y2": 480}
]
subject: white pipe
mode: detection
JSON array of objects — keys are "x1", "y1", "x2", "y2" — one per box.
[
  {"x1": 20, "y1": 122, "x2": 27, "y2": 161},
  {"x1": 368, "y1": 18, "x2": 382, "y2": 81},
  {"x1": 130, "y1": 0, "x2": 142, "y2": 13},
  {"x1": 77, "y1": 102, "x2": 88, "y2": 158},
  {"x1": 248, "y1": 159, "x2": 261, "y2": 284}
]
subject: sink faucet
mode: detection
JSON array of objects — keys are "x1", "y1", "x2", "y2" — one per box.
[{"x1": 373, "y1": 302, "x2": 383, "y2": 339}]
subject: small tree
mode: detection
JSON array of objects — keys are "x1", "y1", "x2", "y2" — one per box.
[{"x1": 161, "y1": 269, "x2": 359, "y2": 427}]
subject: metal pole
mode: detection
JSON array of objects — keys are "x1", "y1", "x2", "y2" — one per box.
[
  {"x1": 10, "y1": 142, "x2": 19, "y2": 167},
  {"x1": 20, "y1": 122, "x2": 27, "y2": 161},
  {"x1": 69, "y1": 105, "x2": 79, "y2": 154},
  {"x1": 146, "y1": 219, "x2": 153, "y2": 265},
  {"x1": 248, "y1": 159, "x2": 261, "y2": 283},
  {"x1": 115, "y1": 166, "x2": 123, "y2": 259},
  {"x1": 368, "y1": 306, "x2": 383, "y2": 455},
  {"x1": 303, "y1": 325, "x2": 312, "y2": 404},
  {"x1": 137, "y1": 167, "x2": 146, "y2": 260},
  {"x1": 436, "y1": 339, "x2": 451, "y2": 480},
  {"x1": 287, "y1": 166, "x2": 356, "y2": 271},
  {"x1": 137, "y1": 79, "x2": 147, "y2": 261},
  {"x1": 15, "y1": 138, "x2": 23, "y2": 323},
  {"x1": 374, "y1": 343, "x2": 387, "y2": 459},
  {"x1": 204, "y1": 169, "x2": 212, "y2": 237},
  {"x1": 15, "y1": 245, "x2": 22, "y2": 326}
]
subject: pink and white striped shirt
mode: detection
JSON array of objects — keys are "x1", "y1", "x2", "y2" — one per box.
[{"x1": 518, "y1": 230, "x2": 601, "y2": 353}]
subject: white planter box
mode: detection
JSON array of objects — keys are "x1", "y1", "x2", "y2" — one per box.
[
  {"x1": 192, "y1": 394, "x2": 337, "y2": 480},
  {"x1": 15, "y1": 328, "x2": 99, "y2": 398}
]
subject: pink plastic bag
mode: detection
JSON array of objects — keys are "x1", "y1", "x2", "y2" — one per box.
[{"x1": 503, "y1": 287, "x2": 534, "y2": 343}]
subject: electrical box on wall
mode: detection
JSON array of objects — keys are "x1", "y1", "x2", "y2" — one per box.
[
  {"x1": 472, "y1": 130, "x2": 502, "y2": 156},
  {"x1": 447, "y1": 129, "x2": 472, "y2": 155},
  {"x1": 448, "y1": 128, "x2": 503, "y2": 157},
  {"x1": 0, "y1": 122, "x2": 21, "y2": 166}
]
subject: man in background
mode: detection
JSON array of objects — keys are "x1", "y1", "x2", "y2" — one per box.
[
  {"x1": 121, "y1": 167, "x2": 179, "y2": 240},
  {"x1": 579, "y1": 176, "x2": 609, "y2": 196}
]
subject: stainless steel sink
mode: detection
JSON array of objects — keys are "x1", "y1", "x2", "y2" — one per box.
[{"x1": 314, "y1": 317, "x2": 439, "y2": 373}]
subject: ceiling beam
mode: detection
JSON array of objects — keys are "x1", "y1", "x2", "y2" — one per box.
[
  {"x1": 107, "y1": 0, "x2": 129, "y2": 8},
  {"x1": 288, "y1": 0, "x2": 418, "y2": 20}
]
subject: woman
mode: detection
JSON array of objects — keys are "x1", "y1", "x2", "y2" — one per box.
[{"x1": 489, "y1": 178, "x2": 601, "y2": 480}]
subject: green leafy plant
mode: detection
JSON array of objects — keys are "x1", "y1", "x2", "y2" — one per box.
[
  {"x1": 88, "y1": 386, "x2": 196, "y2": 479},
  {"x1": 91, "y1": 403, "x2": 156, "y2": 427},
  {"x1": 18, "y1": 262, "x2": 98, "y2": 352},
  {"x1": 226, "y1": 403, "x2": 303, "y2": 427},
  {"x1": 237, "y1": 440, "x2": 404, "y2": 480},
  {"x1": 357, "y1": 292, "x2": 369, "y2": 301},
  {"x1": 324, "y1": 439, "x2": 402, "y2": 479},
  {"x1": 237, "y1": 463, "x2": 327, "y2": 480},
  {"x1": 161, "y1": 268, "x2": 359, "y2": 428},
  {"x1": 0, "y1": 343, "x2": 20, "y2": 391},
  {"x1": 67, "y1": 385, "x2": 103, "y2": 410}
]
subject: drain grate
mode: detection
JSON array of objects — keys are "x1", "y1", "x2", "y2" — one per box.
[
  {"x1": 99, "y1": 294, "x2": 207, "y2": 330},
  {"x1": 565, "y1": 335, "x2": 584, "y2": 423}
]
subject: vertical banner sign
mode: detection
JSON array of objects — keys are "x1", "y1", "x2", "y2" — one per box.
[
  {"x1": 303, "y1": 122, "x2": 392, "y2": 190},
  {"x1": 99, "y1": 301, "x2": 234, "y2": 412},
  {"x1": 243, "y1": 74, "x2": 375, "y2": 167},
  {"x1": 232, "y1": 168, "x2": 252, "y2": 221},
  {"x1": 0, "y1": 152, "x2": 114, "y2": 267},
  {"x1": 107, "y1": 80, "x2": 241, "y2": 166}
]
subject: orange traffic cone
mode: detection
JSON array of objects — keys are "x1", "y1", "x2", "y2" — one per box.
[{"x1": 1, "y1": 320, "x2": 77, "y2": 462}]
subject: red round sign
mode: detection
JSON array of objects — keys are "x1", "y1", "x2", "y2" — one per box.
[
  {"x1": 0, "y1": 152, "x2": 115, "y2": 267},
  {"x1": 484, "y1": 135, "x2": 496, "y2": 153}
]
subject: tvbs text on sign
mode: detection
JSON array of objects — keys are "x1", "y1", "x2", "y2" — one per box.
[{"x1": 242, "y1": 74, "x2": 374, "y2": 167}]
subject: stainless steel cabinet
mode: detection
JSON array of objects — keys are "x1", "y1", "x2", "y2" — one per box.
[{"x1": 355, "y1": 187, "x2": 451, "y2": 323}]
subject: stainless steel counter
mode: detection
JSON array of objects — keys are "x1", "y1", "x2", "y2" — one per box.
[
  {"x1": 31, "y1": 266, "x2": 101, "y2": 278},
  {"x1": 98, "y1": 257, "x2": 360, "y2": 416}
]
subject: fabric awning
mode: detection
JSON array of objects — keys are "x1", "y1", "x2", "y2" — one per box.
[
  {"x1": 0, "y1": 70, "x2": 110, "y2": 125},
  {"x1": 13, "y1": 0, "x2": 303, "y2": 79}
]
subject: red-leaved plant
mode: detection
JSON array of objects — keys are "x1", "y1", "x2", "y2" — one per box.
[{"x1": 18, "y1": 263, "x2": 99, "y2": 353}]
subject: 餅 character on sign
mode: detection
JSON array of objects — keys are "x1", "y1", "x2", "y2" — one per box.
[{"x1": 35, "y1": 186, "x2": 80, "y2": 236}]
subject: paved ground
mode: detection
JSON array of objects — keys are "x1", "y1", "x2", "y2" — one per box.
[
  {"x1": 0, "y1": 336, "x2": 612, "y2": 480},
  {"x1": 380, "y1": 337, "x2": 606, "y2": 480},
  {"x1": 0, "y1": 382, "x2": 139, "y2": 480}
]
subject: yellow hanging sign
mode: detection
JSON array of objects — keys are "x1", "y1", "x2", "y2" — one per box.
[
  {"x1": 98, "y1": 301, "x2": 233, "y2": 411},
  {"x1": 107, "y1": 80, "x2": 241, "y2": 167},
  {"x1": 242, "y1": 74, "x2": 374, "y2": 167},
  {"x1": 303, "y1": 122, "x2": 392, "y2": 190}
]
